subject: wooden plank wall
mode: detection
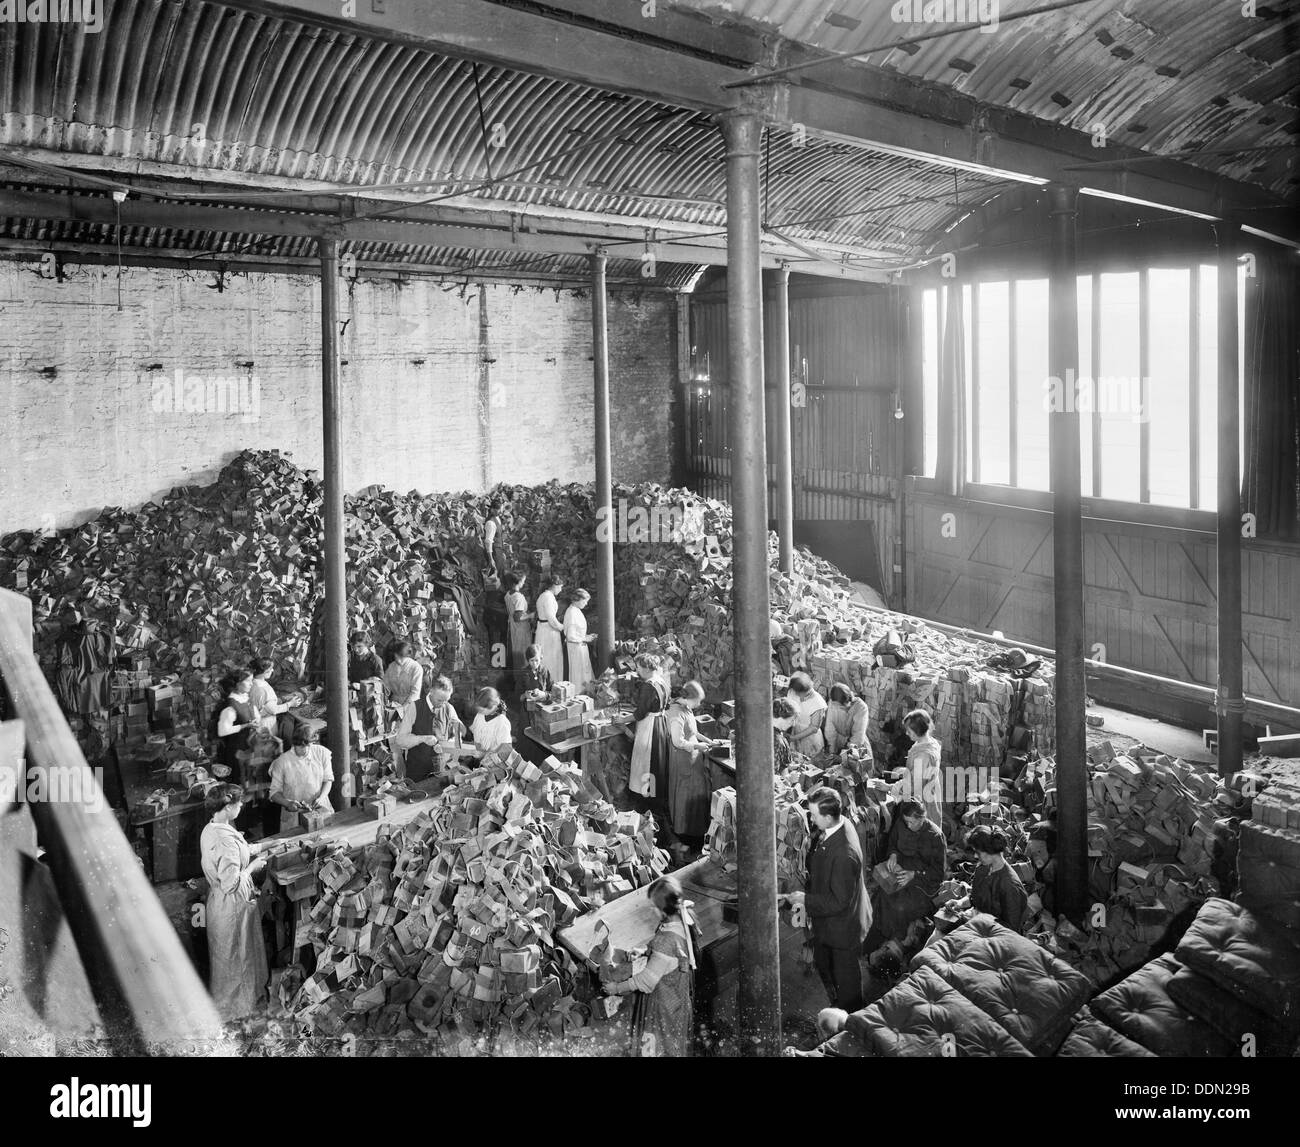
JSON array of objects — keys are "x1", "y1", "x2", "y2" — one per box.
[
  {"x1": 685, "y1": 288, "x2": 906, "y2": 601},
  {"x1": 907, "y1": 491, "x2": 1300, "y2": 707}
]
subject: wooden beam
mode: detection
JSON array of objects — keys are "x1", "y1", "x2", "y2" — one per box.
[{"x1": 0, "y1": 589, "x2": 228, "y2": 1053}]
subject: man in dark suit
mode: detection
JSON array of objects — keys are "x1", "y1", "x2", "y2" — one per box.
[{"x1": 787, "y1": 786, "x2": 872, "y2": 1012}]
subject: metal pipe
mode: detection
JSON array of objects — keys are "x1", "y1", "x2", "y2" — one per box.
[
  {"x1": 318, "y1": 237, "x2": 350, "y2": 807},
  {"x1": 1047, "y1": 184, "x2": 1088, "y2": 924},
  {"x1": 591, "y1": 252, "x2": 616, "y2": 673},
  {"x1": 1215, "y1": 226, "x2": 1244, "y2": 777},
  {"x1": 773, "y1": 266, "x2": 795, "y2": 574},
  {"x1": 720, "y1": 108, "x2": 781, "y2": 1056}
]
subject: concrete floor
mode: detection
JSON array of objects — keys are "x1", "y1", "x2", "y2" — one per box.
[{"x1": 1085, "y1": 703, "x2": 1217, "y2": 765}]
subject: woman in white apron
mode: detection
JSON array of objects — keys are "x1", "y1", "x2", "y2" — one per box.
[
  {"x1": 200, "y1": 784, "x2": 268, "y2": 1022},
  {"x1": 902, "y1": 707, "x2": 944, "y2": 832},
  {"x1": 563, "y1": 588, "x2": 597, "y2": 689},
  {"x1": 628, "y1": 653, "x2": 680, "y2": 849},
  {"x1": 534, "y1": 575, "x2": 567, "y2": 685}
]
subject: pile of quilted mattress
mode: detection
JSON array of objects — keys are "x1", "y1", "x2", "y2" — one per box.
[
  {"x1": 797, "y1": 915, "x2": 1091, "y2": 1057},
  {"x1": 1072, "y1": 897, "x2": 1300, "y2": 1057}
]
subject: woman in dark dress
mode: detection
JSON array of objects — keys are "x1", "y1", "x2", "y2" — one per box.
[
  {"x1": 868, "y1": 798, "x2": 946, "y2": 950},
  {"x1": 519, "y1": 644, "x2": 553, "y2": 696},
  {"x1": 214, "y1": 668, "x2": 257, "y2": 784},
  {"x1": 948, "y1": 826, "x2": 1029, "y2": 933},
  {"x1": 628, "y1": 652, "x2": 679, "y2": 849},
  {"x1": 772, "y1": 698, "x2": 796, "y2": 771},
  {"x1": 666, "y1": 681, "x2": 725, "y2": 856}
]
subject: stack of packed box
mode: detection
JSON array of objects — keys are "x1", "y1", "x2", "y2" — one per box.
[{"x1": 1237, "y1": 765, "x2": 1300, "y2": 930}]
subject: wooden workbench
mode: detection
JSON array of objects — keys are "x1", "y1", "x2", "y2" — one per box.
[
  {"x1": 258, "y1": 784, "x2": 440, "y2": 853},
  {"x1": 559, "y1": 855, "x2": 739, "y2": 965}
]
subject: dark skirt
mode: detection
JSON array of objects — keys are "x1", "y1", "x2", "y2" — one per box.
[{"x1": 873, "y1": 883, "x2": 936, "y2": 941}]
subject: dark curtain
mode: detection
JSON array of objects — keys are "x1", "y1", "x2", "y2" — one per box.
[
  {"x1": 934, "y1": 282, "x2": 967, "y2": 496},
  {"x1": 1242, "y1": 252, "x2": 1300, "y2": 541}
]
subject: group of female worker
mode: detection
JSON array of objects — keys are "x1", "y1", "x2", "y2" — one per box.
[
  {"x1": 626, "y1": 652, "x2": 730, "y2": 859},
  {"x1": 503, "y1": 571, "x2": 598, "y2": 692}
]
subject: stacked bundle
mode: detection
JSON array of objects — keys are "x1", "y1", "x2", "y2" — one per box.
[
  {"x1": 1237, "y1": 769, "x2": 1300, "y2": 929},
  {"x1": 1080, "y1": 741, "x2": 1227, "y2": 880},
  {"x1": 284, "y1": 745, "x2": 670, "y2": 1051},
  {"x1": 703, "y1": 777, "x2": 810, "y2": 887},
  {"x1": 991, "y1": 743, "x2": 1236, "y2": 985}
]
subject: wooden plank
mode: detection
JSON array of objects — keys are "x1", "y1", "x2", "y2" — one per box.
[
  {"x1": 0, "y1": 589, "x2": 227, "y2": 1054},
  {"x1": 260, "y1": 793, "x2": 438, "y2": 852},
  {"x1": 1258, "y1": 732, "x2": 1300, "y2": 758}
]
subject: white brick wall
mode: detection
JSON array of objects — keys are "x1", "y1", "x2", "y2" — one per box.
[{"x1": 0, "y1": 262, "x2": 675, "y2": 534}]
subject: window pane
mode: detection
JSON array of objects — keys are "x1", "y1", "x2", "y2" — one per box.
[
  {"x1": 977, "y1": 280, "x2": 1011, "y2": 485},
  {"x1": 922, "y1": 288, "x2": 939, "y2": 478},
  {"x1": 1078, "y1": 274, "x2": 1094, "y2": 496},
  {"x1": 963, "y1": 284, "x2": 974, "y2": 481},
  {"x1": 1147, "y1": 268, "x2": 1191, "y2": 507},
  {"x1": 1097, "y1": 272, "x2": 1141, "y2": 502},
  {"x1": 1015, "y1": 279, "x2": 1050, "y2": 490},
  {"x1": 1198, "y1": 264, "x2": 1217, "y2": 508}
]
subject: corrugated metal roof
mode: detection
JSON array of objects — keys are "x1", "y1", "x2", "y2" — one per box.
[
  {"x1": 0, "y1": 0, "x2": 1017, "y2": 280},
  {"x1": 667, "y1": 0, "x2": 1299, "y2": 193}
]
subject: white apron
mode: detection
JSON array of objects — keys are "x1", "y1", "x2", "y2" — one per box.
[
  {"x1": 563, "y1": 604, "x2": 595, "y2": 689},
  {"x1": 629, "y1": 714, "x2": 656, "y2": 798},
  {"x1": 628, "y1": 676, "x2": 668, "y2": 799},
  {"x1": 534, "y1": 591, "x2": 566, "y2": 685}
]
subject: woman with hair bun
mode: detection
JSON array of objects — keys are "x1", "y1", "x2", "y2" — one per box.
[
  {"x1": 901, "y1": 707, "x2": 944, "y2": 830},
  {"x1": 603, "y1": 874, "x2": 706, "y2": 1057},
  {"x1": 948, "y1": 826, "x2": 1028, "y2": 933},
  {"x1": 199, "y1": 783, "x2": 268, "y2": 1021},
  {"x1": 628, "y1": 653, "x2": 677, "y2": 847},
  {"x1": 214, "y1": 668, "x2": 257, "y2": 783},
  {"x1": 563, "y1": 588, "x2": 597, "y2": 688},
  {"x1": 534, "y1": 573, "x2": 567, "y2": 686}
]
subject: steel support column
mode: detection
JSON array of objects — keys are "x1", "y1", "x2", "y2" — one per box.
[
  {"x1": 1215, "y1": 227, "x2": 1244, "y2": 777},
  {"x1": 591, "y1": 252, "x2": 616, "y2": 673},
  {"x1": 721, "y1": 108, "x2": 781, "y2": 1055},
  {"x1": 1047, "y1": 185, "x2": 1087, "y2": 923},
  {"x1": 773, "y1": 266, "x2": 796, "y2": 574},
  {"x1": 318, "y1": 237, "x2": 350, "y2": 806}
]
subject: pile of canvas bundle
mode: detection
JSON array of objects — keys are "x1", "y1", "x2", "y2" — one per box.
[
  {"x1": 0, "y1": 451, "x2": 325, "y2": 749},
  {"x1": 278, "y1": 745, "x2": 671, "y2": 1054},
  {"x1": 1, "y1": 450, "x2": 1055, "y2": 776}
]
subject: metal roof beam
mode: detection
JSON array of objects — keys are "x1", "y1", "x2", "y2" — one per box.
[
  {"x1": 0, "y1": 188, "x2": 892, "y2": 282},
  {"x1": 217, "y1": 0, "x2": 1295, "y2": 242}
]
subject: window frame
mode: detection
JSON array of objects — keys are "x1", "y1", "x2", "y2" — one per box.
[{"x1": 916, "y1": 258, "x2": 1238, "y2": 524}]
